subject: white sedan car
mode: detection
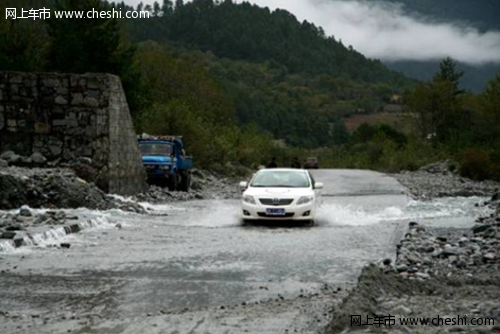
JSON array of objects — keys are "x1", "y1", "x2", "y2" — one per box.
[{"x1": 240, "y1": 169, "x2": 323, "y2": 224}]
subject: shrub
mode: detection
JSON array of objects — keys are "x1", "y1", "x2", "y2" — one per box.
[
  {"x1": 489, "y1": 163, "x2": 500, "y2": 182},
  {"x1": 459, "y1": 149, "x2": 492, "y2": 181}
]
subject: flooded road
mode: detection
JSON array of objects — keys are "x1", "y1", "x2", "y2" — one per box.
[{"x1": 0, "y1": 170, "x2": 488, "y2": 334}]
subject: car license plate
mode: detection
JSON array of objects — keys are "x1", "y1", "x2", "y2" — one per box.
[{"x1": 266, "y1": 208, "x2": 286, "y2": 216}]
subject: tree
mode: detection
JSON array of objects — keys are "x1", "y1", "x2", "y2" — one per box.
[
  {"x1": 483, "y1": 73, "x2": 500, "y2": 120},
  {"x1": 433, "y1": 57, "x2": 464, "y2": 94},
  {"x1": 46, "y1": 0, "x2": 131, "y2": 74},
  {"x1": 153, "y1": 1, "x2": 161, "y2": 16},
  {"x1": 0, "y1": 2, "x2": 48, "y2": 71},
  {"x1": 332, "y1": 118, "x2": 350, "y2": 145},
  {"x1": 175, "y1": 0, "x2": 184, "y2": 9},
  {"x1": 406, "y1": 80, "x2": 466, "y2": 143},
  {"x1": 162, "y1": 0, "x2": 174, "y2": 16}
]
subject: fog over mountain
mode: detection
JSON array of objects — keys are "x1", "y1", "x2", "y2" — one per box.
[{"x1": 125, "y1": 0, "x2": 500, "y2": 65}]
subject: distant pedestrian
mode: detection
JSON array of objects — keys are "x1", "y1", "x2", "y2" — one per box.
[
  {"x1": 291, "y1": 157, "x2": 301, "y2": 169},
  {"x1": 267, "y1": 157, "x2": 278, "y2": 168}
]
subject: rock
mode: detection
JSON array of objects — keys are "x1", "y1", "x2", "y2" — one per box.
[
  {"x1": 472, "y1": 224, "x2": 491, "y2": 235},
  {"x1": 6, "y1": 225, "x2": 23, "y2": 231},
  {"x1": 0, "y1": 159, "x2": 7, "y2": 168},
  {"x1": 115, "y1": 223, "x2": 123, "y2": 229},
  {"x1": 29, "y1": 152, "x2": 47, "y2": 166},
  {"x1": 19, "y1": 206, "x2": 33, "y2": 217},
  {"x1": 70, "y1": 158, "x2": 98, "y2": 183},
  {"x1": 60, "y1": 243, "x2": 71, "y2": 249},
  {"x1": 409, "y1": 222, "x2": 419, "y2": 228},
  {"x1": 393, "y1": 305, "x2": 413, "y2": 315},
  {"x1": 483, "y1": 253, "x2": 496, "y2": 262},
  {"x1": 443, "y1": 245, "x2": 461, "y2": 257},
  {"x1": 0, "y1": 151, "x2": 21, "y2": 165},
  {"x1": 432, "y1": 249, "x2": 443, "y2": 258},
  {"x1": 396, "y1": 264, "x2": 408, "y2": 273},
  {"x1": 382, "y1": 258, "x2": 392, "y2": 266},
  {"x1": 415, "y1": 272, "x2": 431, "y2": 279},
  {"x1": 55, "y1": 96, "x2": 68, "y2": 105},
  {"x1": 1, "y1": 231, "x2": 17, "y2": 239}
]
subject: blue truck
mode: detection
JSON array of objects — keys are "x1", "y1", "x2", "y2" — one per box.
[{"x1": 138, "y1": 135, "x2": 193, "y2": 191}]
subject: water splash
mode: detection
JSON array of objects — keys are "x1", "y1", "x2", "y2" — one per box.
[
  {"x1": 318, "y1": 196, "x2": 490, "y2": 227},
  {"x1": 318, "y1": 203, "x2": 405, "y2": 226},
  {"x1": 0, "y1": 217, "x2": 112, "y2": 253}
]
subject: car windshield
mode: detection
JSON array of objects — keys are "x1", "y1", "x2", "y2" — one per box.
[
  {"x1": 251, "y1": 171, "x2": 310, "y2": 188},
  {"x1": 139, "y1": 143, "x2": 173, "y2": 156}
]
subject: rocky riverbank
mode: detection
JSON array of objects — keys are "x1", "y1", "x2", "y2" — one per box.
[
  {"x1": 0, "y1": 205, "x2": 117, "y2": 252},
  {"x1": 133, "y1": 169, "x2": 240, "y2": 203},
  {"x1": 326, "y1": 192, "x2": 500, "y2": 334},
  {"x1": 394, "y1": 161, "x2": 499, "y2": 199},
  {"x1": 0, "y1": 165, "x2": 239, "y2": 211}
]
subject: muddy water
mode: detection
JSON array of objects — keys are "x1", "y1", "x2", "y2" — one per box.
[{"x1": 0, "y1": 170, "x2": 489, "y2": 334}]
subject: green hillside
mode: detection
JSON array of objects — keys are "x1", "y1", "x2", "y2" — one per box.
[{"x1": 123, "y1": 0, "x2": 413, "y2": 147}]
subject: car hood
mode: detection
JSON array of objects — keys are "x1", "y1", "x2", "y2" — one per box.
[
  {"x1": 142, "y1": 155, "x2": 172, "y2": 165},
  {"x1": 244, "y1": 187, "x2": 313, "y2": 198}
]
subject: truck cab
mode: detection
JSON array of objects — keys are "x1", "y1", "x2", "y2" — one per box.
[{"x1": 138, "y1": 136, "x2": 193, "y2": 191}]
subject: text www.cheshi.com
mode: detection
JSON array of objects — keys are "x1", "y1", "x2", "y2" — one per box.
[
  {"x1": 351, "y1": 315, "x2": 495, "y2": 327},
  {"x1": 4, "y1": 7, "x2": 150, "y2": 20}
]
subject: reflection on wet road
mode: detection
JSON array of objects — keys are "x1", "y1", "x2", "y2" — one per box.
[{"x1": 0, "y1": 170, "x2": 487, "y2": 334}]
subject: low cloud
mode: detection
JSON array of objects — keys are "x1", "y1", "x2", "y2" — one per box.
[
  {"x1": 125, "y1": 0, "x2": 500, "y2": 65},
  {"x1": 241, "y1": 0, "x2": 500, "y2": 65}
]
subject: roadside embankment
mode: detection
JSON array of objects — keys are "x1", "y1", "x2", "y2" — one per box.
[
  {"x1": 394, "y1": 161, "x2": 499, "y2": 199},
  {"x1": 0, "y1": 166, "x2": 146, "y2": 212},
  {"x1": 133, "y1": 169, "x2": 240, "y2": 203},
  {"x1": 1, "y1": 166, "x2": 239, "y2": 211},
  {"x1": 326, "y1": 192, "x2": 500, "y2": 334}
]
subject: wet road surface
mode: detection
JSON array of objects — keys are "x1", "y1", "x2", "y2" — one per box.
[{"x1": 0, "y1": 170, "x2": 484, "y2": 334}]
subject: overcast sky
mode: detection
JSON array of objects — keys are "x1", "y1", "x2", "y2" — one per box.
[{"x1": 124, "y1": 0, "x2": 500, "y2": 65}]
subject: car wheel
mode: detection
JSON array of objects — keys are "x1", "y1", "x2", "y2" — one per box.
[{"x1": 306, "y1": 220, "x2": 315, "y2": 227}]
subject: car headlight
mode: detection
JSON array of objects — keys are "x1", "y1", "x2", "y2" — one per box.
[
  {"x1": 242, "y1": 195, "x2": 256, "y2": 205},
  {"x1": 297, "y1": 196, "x2": 313, "y2": 205},
  {"x1": 159, "y1": 165, "x2": 171, "y2": 171}
]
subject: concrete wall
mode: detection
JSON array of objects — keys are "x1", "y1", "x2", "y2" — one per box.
[{"x1": 0, "y1": 72, "x2": 147, "y2": 195}]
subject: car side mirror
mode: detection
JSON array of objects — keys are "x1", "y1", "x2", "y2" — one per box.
[
  {"x1": 239, "y1": 181, "x2": 248, "y2": 191},
  {"x1": 314, "y1": 182, "x2": 324, "y2": 190}
]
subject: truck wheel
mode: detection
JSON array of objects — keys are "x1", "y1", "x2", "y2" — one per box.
[
  {"x1": 180, "y1": 173, "x2": 192, "y2": 192},
  {"x1": 168, "y1": 174, "x2": 178, "y2": 191}
]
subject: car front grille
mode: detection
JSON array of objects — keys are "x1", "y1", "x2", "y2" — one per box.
[
  {"x1": 259, "y1": 198, "x2": 294, "y2": 206},
  {"x1": 258, "y1": 213, "x2": 295, "y2": 218}
]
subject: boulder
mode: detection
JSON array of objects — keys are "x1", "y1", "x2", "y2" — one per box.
[
  {"x1": 0, "y1": 151, "x2": 21, "y2": 165},
  {"x1": 19, "y1": 206, "x2": 33, "y2": 217},
  {"x1": 0, "y1": 231, "x2": 16, "y2": 239},
  {"x1": 29, "y1": 152, "x2": 47, "y2": 166},
  {"x1": 472, "y1": 224, "x2": 491, "y2": 235}
]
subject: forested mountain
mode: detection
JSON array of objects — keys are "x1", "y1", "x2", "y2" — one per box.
[
  {"x1": 1, "y1": 0, "x2": 499, "y2": 175},
  {"x1": 0, "y1": 0, "x2": 413, "y2": 160},
  {"x1": 121, "y1": 0, "x2": 413, "y2": 147},
  {"x1": 128, "y1": 0, "x2": 409, "y2": 85}
]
